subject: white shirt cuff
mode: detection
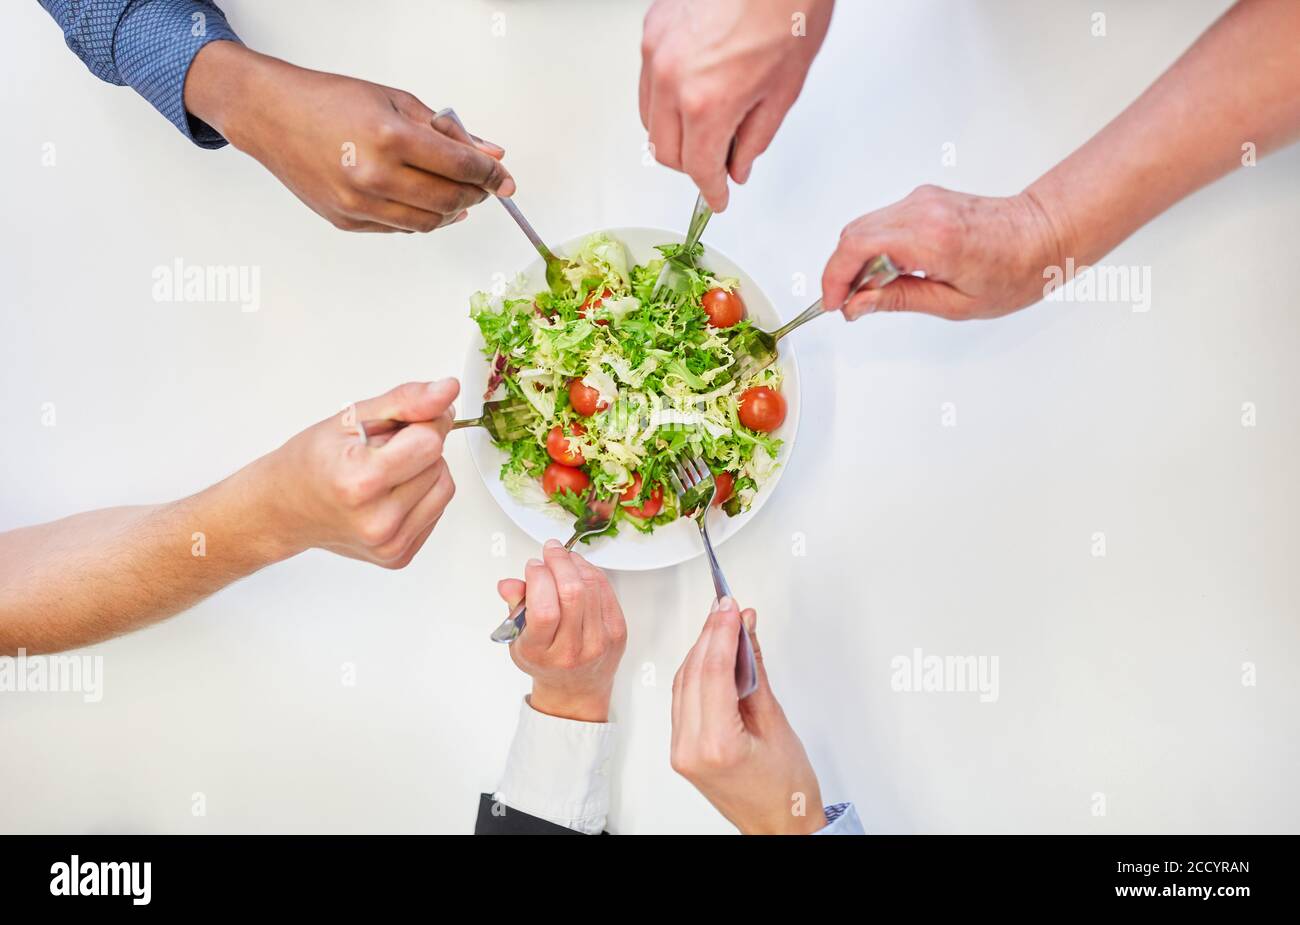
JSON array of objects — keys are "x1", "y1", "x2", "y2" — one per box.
[{"x1": 493, "y1": 697, "x2": 616, "y2": 835}]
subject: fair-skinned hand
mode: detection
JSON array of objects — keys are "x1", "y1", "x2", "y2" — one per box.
[
  {"x1": 259, "y1": 379, "x2": 460, "y2": 568},
  {"x1": 185, "y1": 42, "x2": 514, "y2": 232},
  {"x1": 670, "y1": 599, "x2": 827, "y2": 835},
  {"x1": 497, "y1": 541, "x2": 628, "y2": 723},
  {"x1": 0, "y1": 379, "x2": 459, "y2": 654},
  {"x1": 822, "y1": 185, "x2": 1066, "y2": 322},
  {"x1": 639, "y1": 0, "x2": 834, "y2": 211}
]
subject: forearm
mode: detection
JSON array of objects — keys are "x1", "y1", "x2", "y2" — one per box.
[
  {"x1": 40, "y1": 0, "x2": 243, "y2": 148},
  {"x1": 1026, "y1": 0, "x2": 1300, "y2": 268},
  {"x1": 0, "y1": 458, "x2": 294, "y2": 655}
]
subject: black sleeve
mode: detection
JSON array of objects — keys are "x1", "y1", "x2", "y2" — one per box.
[{"x1": 474, "y1": 793, "x2": 602, "y2": 835}]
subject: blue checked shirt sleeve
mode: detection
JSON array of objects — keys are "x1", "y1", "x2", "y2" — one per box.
[
  {"x1": 38, "y1": 0, "x2": 242, "y2": 148},
  {"x1": 813, "y1": 802, "x2": 865, "y2": 835}
]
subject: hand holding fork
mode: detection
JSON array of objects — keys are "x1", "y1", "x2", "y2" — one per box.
[{"x1": 669, "y1": 454, "x2": 759, "y2": 699}]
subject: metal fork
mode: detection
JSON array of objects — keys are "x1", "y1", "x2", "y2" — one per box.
[
  {"x1": 668, "y1": 455, "x2": 759, "y2": 699},
  {"x1": 489, "y1": 492, "x2": 616, "y2": 644},
  {"x1": 436, "y1": 107, "x2": 569, "y2": 295},
  {"x1": 652, "y1": 192, "x2": 714, "y2": 300},
  {"x1": 652, "y1": 139, "x2": 736, "y2": 300}
]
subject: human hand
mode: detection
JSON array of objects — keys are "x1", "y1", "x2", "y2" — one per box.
[
  {"x1": 639, "y1": 0, "x2": 834, "y2": 211},
  {"x1": 821, "y1": 185, "x2": 1066, "y2": 322},
  {"x1": 497, "y1": 541, "x2": 628, "y2": 723},
  {"x1": 255, "y1": 379, "x2": 460, "y2": 568},
  {"x1": 670, "y1": 599, "x2": 826, "y2": 834},
  {"x1": 185, "y1": 42, "x2": 514, "y2": 232}
]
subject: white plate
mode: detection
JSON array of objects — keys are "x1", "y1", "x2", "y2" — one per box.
[{"x1": 461, "y1": 226, "x2": 801, "y2": 572}]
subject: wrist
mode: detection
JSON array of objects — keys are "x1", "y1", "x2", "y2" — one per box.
[
  {"x1": 1019, "y1": 180, "x2": 1078, "y2": 273},
  {"x1": 739, "y1": 801, "x2": 828, "y2": 835},
  {"x1": 231, "y1": 452, "x2": 310, "y2": 564},
  {"x1": 183, "y1": 41, "x2": 277, "y2": 152},
  {"x1": 528, "y1": 684, "x2": 612, "y2": 723}
]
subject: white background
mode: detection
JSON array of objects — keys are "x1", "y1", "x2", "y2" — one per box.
[{"x1": 2, "y1": 0, "x2": 1297, "y2": 834}]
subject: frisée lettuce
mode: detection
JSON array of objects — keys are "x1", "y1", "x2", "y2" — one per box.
[{"x1": 470, "y1": 232, "x2": 785, "y2": 538}]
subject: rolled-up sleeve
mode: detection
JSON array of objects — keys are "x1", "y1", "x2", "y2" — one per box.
[{"x1": 38, "y1": 0, "x2": 242, "y2": 148}]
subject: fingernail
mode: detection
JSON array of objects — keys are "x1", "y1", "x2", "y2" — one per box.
[
  {"x1": 427, "y1": 377, "x2": 453, "y2": 393},
  {"x1": 497, "y1": 177, "x2": 517, "y2": 198},
  {"x1": 448, "y1": 403, "x2": 457, "y2": 419},
  {"x1": 713, "y1": 595, "x2": 734, "y2": 612},
  {"x1": 543, "y1": 539, "x2": 564, "y2": 551},
  {"x1": 526, "y1": 558, "x2": 543, "y2": 569},
  {"x1": 742, "y1": 610, "x2": 756, "y2": 633},
  {"x1": 452, "y1": 210, "x2": 469, "y2": 224}
]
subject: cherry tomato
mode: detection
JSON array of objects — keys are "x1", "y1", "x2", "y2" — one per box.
[
  {"x1": 568, "y1": 378, "x2": 608, "y2": 416},
  {"x1": 578, "y1": 287, "x2": 613, "y2": 326},
  {"x1": 619, "y1": 473, "x2": 664, "y2": 519},
  {"x1": 712, "y1": 471, "x2": 735, "y2": 507},
  {"x1": 546, "y1": 422, "x2": 586, "y2": 466},
  {"x1": 738, "y1": 386, "x2": 786, "y2": 432},
  {"x1": 542, "y1": 462, "x2": 590, "y2": 497},
  {"x1": 701, "y1": 287, "x2": 745, "y2": 328}
]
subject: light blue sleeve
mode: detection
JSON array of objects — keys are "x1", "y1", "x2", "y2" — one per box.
[
  {"x1": 38, "y1": 0, "x2": 242, "y2": 148},
  {"x1": 813, "y1": 802, "x2": 865, "y2": 835}
]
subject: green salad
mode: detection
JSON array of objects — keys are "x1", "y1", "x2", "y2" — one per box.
[{"x1": 469, "y1": 233, "x2": 788, "y2": 537}]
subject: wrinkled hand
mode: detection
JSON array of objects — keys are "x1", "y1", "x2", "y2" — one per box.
[
  {"x1": 822, "y1": 185, "x2": 1066, "y2": 321},
  {"x1": 186, "y1": 42, "x2": 514, "y2": 232},
  {"x1": 498, "y1": 541, "x2": 628, "y2": 723},
  {"x1": 671, "y1": 599, "x2": 826, "y2": 834},
  {"x1": 640, "y1": 0, "x2": 833, "y2": 211},
  {"x1": 260, "y1": 379, "x2": 459, "y2": 568}
]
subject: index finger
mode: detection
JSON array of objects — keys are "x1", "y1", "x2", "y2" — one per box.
[
  {"x1": 399, "y1": 121, "x2": 514, "y2": 196},
  {"x1": 680, "y1": 121, "x2": 733, "y2": 212},
  {"x1": 541, "y1": 540, "x2": 586, "y2": 656},
  {"x1": 352, "y1": 378, "x2": 459, "y2": 426},
  {"x1": 519, "y1": 557, "x2": 560, "y2": 649}
]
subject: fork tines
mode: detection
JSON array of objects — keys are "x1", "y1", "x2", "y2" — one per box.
[{"x1": 670, "y1": 455, "x2": 715, "y2": 511}]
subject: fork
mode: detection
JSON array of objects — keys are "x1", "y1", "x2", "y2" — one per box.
[
  {"x1": 355, "y1": 394, "x2": 535, "y2": 445},
  {"x1": 652, "y1": 192, "x2": 714, "y2": 301},
  {"x1": 436, "y1": 107, "x2": 569, "y2": 296},
  {"x1": 668, "y1": 455, "x2": 760, "y2": 699},
  {"x1": 489, "y1": 492, "x2": 616, "y2": 644},
  {"x1": 652, "y1": 139, "x2": 737, "y2": 300},
  {"x1": 732, "y1": 253, "x2": 901, "y2": 379}
]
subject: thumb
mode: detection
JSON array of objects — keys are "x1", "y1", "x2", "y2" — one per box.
[
  {"x1": 354, "y1": 378, "x2": 460, "y2": 425},
  {"x1": 497, "y1": 578, "x2": 526, "y2": 609},
  {"x1": 844, "y1": 275, "x2": 970, "y2": 321}
]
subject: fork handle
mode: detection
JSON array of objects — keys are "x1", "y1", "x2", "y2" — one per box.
[
  {"x1": 489, "y1": 529, "x2": 580, "y2": 644},
  {"x1": 695, "y1": 520, "x2": 759, "y2": 699},
  {"x1": 770, "y1": 253, "x2": 901, "y2": 342},
  {"x1": 435, "y1": 107, "x2": 558, "y2": 266}
]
